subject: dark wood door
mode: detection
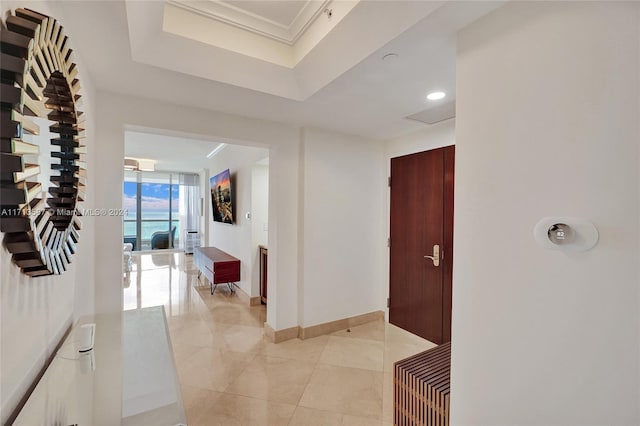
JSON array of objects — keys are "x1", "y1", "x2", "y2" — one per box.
[{"x1": 389, "y1": 146, "x2": 454, "y2": 344}]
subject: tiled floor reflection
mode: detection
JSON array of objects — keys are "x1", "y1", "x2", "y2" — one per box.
[{"x1": 124, "y1": 252, "x2": 436, "y2": 426}]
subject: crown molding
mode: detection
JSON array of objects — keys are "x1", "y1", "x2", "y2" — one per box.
[{"x1": 166, "y1": 0, "x2": 331, "y2": 45}]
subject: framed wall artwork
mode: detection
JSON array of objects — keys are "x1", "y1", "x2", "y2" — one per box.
[{"x1": 210, "y1": 168, "x2": 233, "y2": 224}]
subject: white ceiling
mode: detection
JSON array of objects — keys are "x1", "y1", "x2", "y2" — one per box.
[
  {"x1": 55, "y1": 0, "x2": 505, "y2": 144},
  {"x1": 125, "y1": 131, "x2": 222, "y2": 173},
  {"x1": 228, "y1": 1, "x2": 309, "y2": 26}
]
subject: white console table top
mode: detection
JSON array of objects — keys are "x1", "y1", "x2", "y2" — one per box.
[{"x1": 13, "y1": 306, "x2": 186, "y2": 426}]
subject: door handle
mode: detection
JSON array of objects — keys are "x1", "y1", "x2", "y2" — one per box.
[{"x1": 424, "y1": 244, "x2": 440, "y2": 267}]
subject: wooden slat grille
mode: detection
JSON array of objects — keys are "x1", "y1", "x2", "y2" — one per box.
[{"x1": 394, "y1": 342, "x2": 451, "y2": 426}]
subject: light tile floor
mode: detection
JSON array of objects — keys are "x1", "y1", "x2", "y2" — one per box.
[{"x1": 124, "y1": 252, "x2": 437, "y2": 426}]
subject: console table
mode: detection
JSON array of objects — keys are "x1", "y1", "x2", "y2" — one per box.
[
  {"x1": 13, "y1": 307, "x2": 186, "y2": 426},
  {"x1": 194, "y1": 246, "x2": 241, "y2": 294}
]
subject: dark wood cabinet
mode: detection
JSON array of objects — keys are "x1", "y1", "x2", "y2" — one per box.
[
  {"x1": 193, "y1": 246, "x2": 240, "y2": 295},
  {"x1": 259, "y1": 246, "x2": 268, "y2": 304}
]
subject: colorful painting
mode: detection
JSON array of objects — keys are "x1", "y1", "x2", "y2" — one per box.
[{"x1": 210, "y1": 169, "x2": 233, "y2": 224}]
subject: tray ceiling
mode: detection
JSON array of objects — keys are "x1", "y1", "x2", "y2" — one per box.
[
  {"x1": 130, "y1": 0, "x2": 444, "y2": 99},
  {"x1": 56, "y1": 1, "x2": 506, "y2": 139}
]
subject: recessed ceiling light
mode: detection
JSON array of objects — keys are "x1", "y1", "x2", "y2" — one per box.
[
  {"x1": 382, "y1": 53, "x2": 399, "y2": 61},
  {"x1": 427, "y1": 91, "x2": 446, "y2": 101}
]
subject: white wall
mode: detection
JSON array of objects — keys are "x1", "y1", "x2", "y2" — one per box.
[
  {"x1": 207, "y1": 145, "x2": 268, "y2": 297},
  {"x1": 301, "y1": 128, "x2": 386, "y2": 327},
  {"x1": 0, "y1": 2, "x2": 97, "y2": 422},
  {"x1": 251, "y1": 164, "x2": 269, "y2": 249},
  {"x1": 93, "y1": 93, "x2": 126, "y2": 316},
  {"x1": 251, "y1": 164, "x2": 269, "y2": 297},
  {"x1": 266, "y1": 136, "x2": 301, "y2": 329},
  {"x1": 452, "y1": 2, "x2": 640, "y2": 425},
  {"x1": 385, "y1": 119, "x2": 455, "y2": 160},
  {"x1": 200, "y1": 168, "x2": 209, "y2": 249}
]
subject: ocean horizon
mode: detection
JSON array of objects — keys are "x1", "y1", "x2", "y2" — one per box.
[{"x1": 124, "y1": 210, "x2": 180, "y2": 242}]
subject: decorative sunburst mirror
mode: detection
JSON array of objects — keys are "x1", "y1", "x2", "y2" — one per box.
[{"x1": 1, "y1": 9, "x2": 85, "y2": 277}]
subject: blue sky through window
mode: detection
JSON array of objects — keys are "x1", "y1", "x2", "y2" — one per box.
[{"x1": 123, "y1": 181, "x2": 179, "y2": 218}]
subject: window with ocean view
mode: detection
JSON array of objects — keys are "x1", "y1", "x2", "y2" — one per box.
[{"x1": 124, "y1": 171, "x2": 182, "y2": 251}]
